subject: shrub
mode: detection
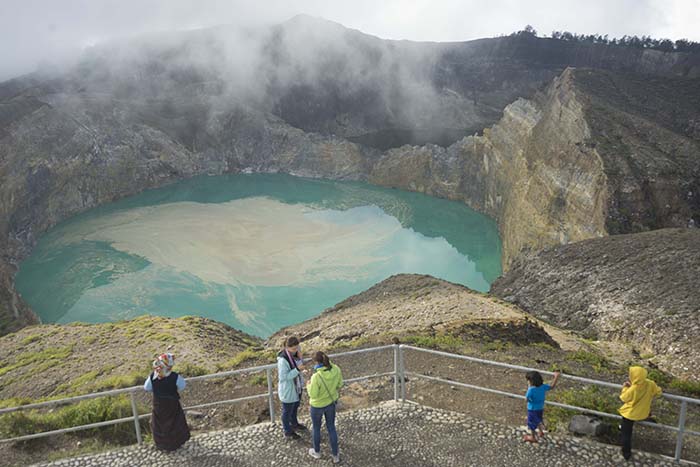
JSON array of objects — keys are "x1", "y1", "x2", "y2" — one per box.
[
  {"x1": 567, "y1": 349, "x2": 609, "y2": 372},
  {"x1": 178, "y1": 363, "x2": 208, "y2": 377}
]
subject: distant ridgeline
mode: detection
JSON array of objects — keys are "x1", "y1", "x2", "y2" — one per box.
[{"x1": 513, "y1": 25, "x2": 700, "y2": 53}]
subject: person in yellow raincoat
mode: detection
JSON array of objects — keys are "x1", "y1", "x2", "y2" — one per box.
[{"x1": 618, "y1": 366, "x2": 662, "y2": 461}]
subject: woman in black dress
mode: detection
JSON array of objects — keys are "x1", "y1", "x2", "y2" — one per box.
[{"x1": 143, "y1": 353, "x2": 191, "y2": 451}]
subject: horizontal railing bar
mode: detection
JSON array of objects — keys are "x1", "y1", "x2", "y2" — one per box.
[
  {"x1": 345, "y1": 371, "x2": 395, "y2": 384},
  {"x1": 407, "y1": 372, "x2": 692, "y2": 435},
  {"x1": 0, "y1": 387, "x2": 137, "y2": 415},
  {"x1": 328, "y1": 345, "x2": 395, "y2": 359},
  {"x1": 183, "y1": 394, "x2": 269, "y2": 411},
  {"x1": 185, "y1": 363, "x2": 276, "y2": 382},
  {"x1": 0, "y1": 415, "x2": 136, "y2": 443},
  {"x1": 401, "y1": 345, "x2": 700, "y2": 405}
]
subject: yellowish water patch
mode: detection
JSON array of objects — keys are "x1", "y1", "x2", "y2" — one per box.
[{"x1": 58, "y1": 197, "x2": 400, "y2": 287}]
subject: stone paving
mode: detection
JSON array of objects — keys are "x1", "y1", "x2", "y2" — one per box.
[{"x1": 37, "y1": 401, "x2": 678, "y2": 467}]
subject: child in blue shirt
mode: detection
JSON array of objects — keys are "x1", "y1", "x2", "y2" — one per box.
[{"x1": 523, "y1": 370, "x2": 560, "y2": 443}]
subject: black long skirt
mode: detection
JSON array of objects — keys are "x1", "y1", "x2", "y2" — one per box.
[{"x1": 151, "y1": 396, "x2": 191, "y2": 451}]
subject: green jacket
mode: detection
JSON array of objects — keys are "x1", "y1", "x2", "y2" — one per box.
[{"x1": 307, "y1": 363, "x2": 343, "y2": 408}]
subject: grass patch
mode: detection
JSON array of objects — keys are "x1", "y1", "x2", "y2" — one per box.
[
  {"x1": 567, "y1": 349, "x2": 610, "y2": 372},
  {"x1": 216, "y1": 348, "x2": 273, "y2": 372},
  {"x1": 53, "y1": 370, "x2": 102, "y2": 395},
  {"x1": 81, "y1": 335, "x2": 98, "y2": 345},
  {"x1": 89, "y1": 365, "x2": 151, "y2": 393},
  {"x1": 248, "y1": 374, "x2": 267, "y2": 386},
  {"x1": 407, "y1": 334, "x2": 464, "y2": 352},
  {"x1": 668, "y1": 379, "x2": 700, "y2": 397},
  {"x1": 178, "y1": 363, "x2": 208, "y2": 377},
  {"x1": 0, "y1": 345, "x2": 73, "y2": 377},
  {"x1": 529, "y1": 342, "x2": 556, "y2": 351},
  {"x1": 20, "y1": 335, "x2": 41, "y2": 346},
  {"x1": 647, "y1": 369, "x2": 700, "y2": 398},
  {"x1": 0, "y1": 395, "x2": 147, "y2": 444},
  {"x1": 482, "y1": 340, "x2": 512, "y2": 352}
]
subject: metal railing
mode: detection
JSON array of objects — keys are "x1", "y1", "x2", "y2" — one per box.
[{"x1": 0, "y1": 344, "x2": 698, "y2": 464}]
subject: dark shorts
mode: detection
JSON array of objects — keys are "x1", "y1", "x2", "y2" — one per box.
[{"x1": 527, "y1": 409, "x2": 544, "y2": 431}]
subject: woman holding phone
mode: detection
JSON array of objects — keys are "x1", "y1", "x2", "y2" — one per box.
[{"x1": 277, "y1": 336, "x2": 307, "y2": 439}]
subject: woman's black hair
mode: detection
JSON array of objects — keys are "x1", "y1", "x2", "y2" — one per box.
[
  {"x1": 526, "y1": 370, "x2": 544, "y2": 387},
  {"x1": 313, "y1": 351, "x2": 332, "y2": 369},
  {"x1": 284, "y1": 336, "x2": 300, "y2": 348}
]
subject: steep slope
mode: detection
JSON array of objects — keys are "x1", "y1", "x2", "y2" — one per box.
[
  {"x1": 0, "y1": 315, "x2": 261, "y2": 400},
  {"x1": 491, "y1": 228, "x2": 700, "y2": 380}
]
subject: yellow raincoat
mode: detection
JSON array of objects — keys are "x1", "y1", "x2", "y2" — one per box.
[{"x1": 619, "y1": 366, "x2": 662, "y2": 421}]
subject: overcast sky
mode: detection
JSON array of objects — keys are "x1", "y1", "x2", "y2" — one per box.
[{"x1": 2, "y1": 0, "x2": 700, "y2": 82}]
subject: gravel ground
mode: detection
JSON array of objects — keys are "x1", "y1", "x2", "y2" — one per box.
[{"x1": 35, "y1": 401, "x2": 678, "y2": 467}]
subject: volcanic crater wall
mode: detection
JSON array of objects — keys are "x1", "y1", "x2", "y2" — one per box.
[{"x1": 1, "y1": 19, "x2": 700, "y2": 334}]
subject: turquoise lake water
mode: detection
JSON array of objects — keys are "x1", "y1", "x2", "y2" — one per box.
[{"x1": 16, "y1": 174, "x2": 502, "y2": 337}]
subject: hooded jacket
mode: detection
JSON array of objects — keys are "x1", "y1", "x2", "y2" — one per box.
[
  {"x1": 307, "y1": 363, "x2": 343, "y2": 408},
  {"x1": 277, "y1": 350, "x2": 304, "y2": 404},
  {"x1": 619, "y1": 366, "x2": 662, "y2": 421}
]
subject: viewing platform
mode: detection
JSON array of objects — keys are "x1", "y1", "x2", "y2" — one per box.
[{"x1": 37, "y1": 401, "x2": 677, "y2": 467}]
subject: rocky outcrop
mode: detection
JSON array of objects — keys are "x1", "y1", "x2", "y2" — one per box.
[
  {"x1": 370, "y1": 67, "x2": 700, "y2": 267},
  {"x1": 370, "y1": 69, "x2": 610, "y2": 267},
  {"x1": 491, "y1": 228, "x2": 700, "y2": 380},
  {"x1": 268, "y1": 274, "x2": 563, "y2": 350}
]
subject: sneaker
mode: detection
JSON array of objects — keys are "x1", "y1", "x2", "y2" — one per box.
[
  {"x1": 293, "y1": 423, "x2": 308, "y2": 431},
  {"x1": 308, "y1": 448, "x2": 322, "y2": 459},
  {"x1": 284, "y1": 432, "x2": 301, "y2": 440},
  {"x1": 332, "y1": 454, "x2": 341, "y2": 464}
]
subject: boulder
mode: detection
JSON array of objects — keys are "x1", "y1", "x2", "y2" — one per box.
[{"x1": 568, "y1": 415, "x2": 607, "y2": 436}]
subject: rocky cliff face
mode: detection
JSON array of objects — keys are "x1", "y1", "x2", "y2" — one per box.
[
  {"x1": 370, "y1": 67, "x2": 699, "y2": 266},
  {"x1": 1, "y1": 17, "x2": 699, "y2": 334},
  {"x1": 369, "y1": 69, "x2": 610, "y2": 266},
  {"x1": 491, "y1": 228, "x2": 700, "y2": 380}
]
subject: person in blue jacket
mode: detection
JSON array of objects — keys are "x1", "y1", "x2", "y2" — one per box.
[{"x1": 277, "y1": 336, "x2": 307, "y2": 439}]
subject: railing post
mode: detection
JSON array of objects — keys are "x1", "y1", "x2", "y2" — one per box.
[
  {"x1": 129, "y1": 391, "x2": 142, "y2": 445},
  {"x1": 399, "y1": 345, "x2": 406, "y2": 402},
  {"x1": 266, "y1": 368, "x2": 276, "y2": 424},
  {"x1": 393, "y1": 344, "x2": 399, "y2": 401},
  {"x1": 674, "y1": 400, "x2": 688, "y2": 463}
]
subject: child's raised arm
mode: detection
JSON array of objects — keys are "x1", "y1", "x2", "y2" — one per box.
[{"x1": 550, "y1": 371, "x2": 561, "y2": 389}]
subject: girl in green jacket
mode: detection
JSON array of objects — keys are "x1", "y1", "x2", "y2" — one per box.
[{"x1": 306, "y1": 351, "x2": 343, "y2": 463}]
